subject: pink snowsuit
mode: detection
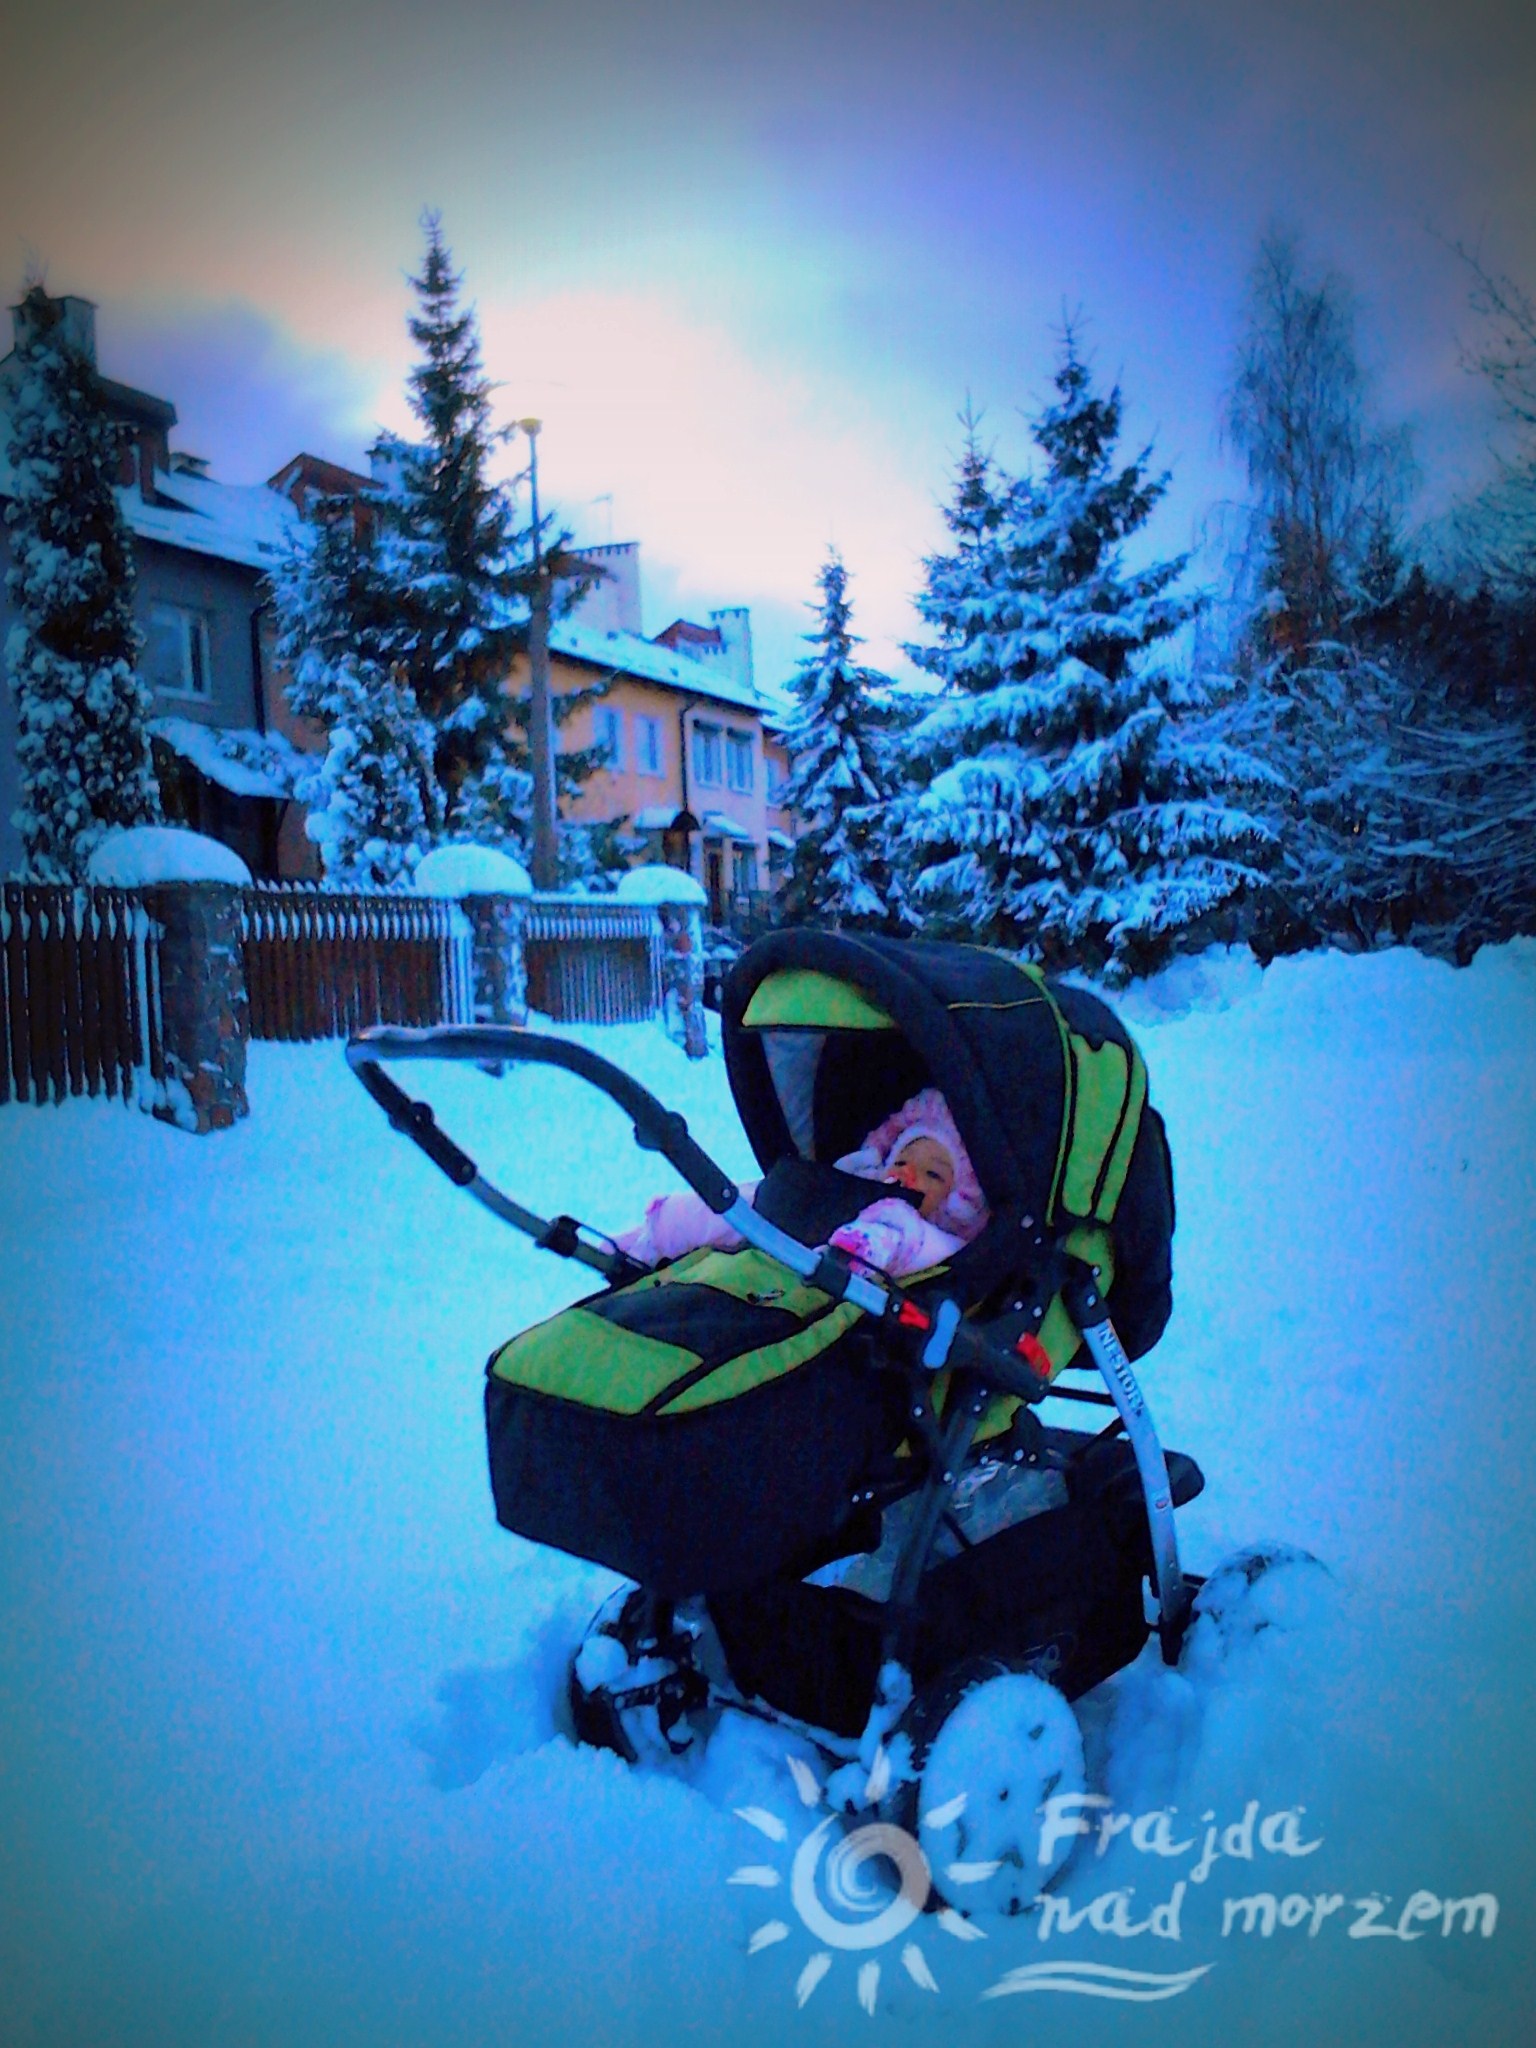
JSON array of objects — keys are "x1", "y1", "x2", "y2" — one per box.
[{"x1": 614, "y1": 1088, "x2": 989, "y2": 1280}]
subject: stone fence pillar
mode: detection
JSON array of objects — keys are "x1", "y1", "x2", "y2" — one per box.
[
  {"x1": 462, "y1": 893, "x2": 528, "y2": 1026},
  {"x1": 142, "y1": 882, "x2": 249, "y2": 1133},
  {"x1": 656, "y1": 902, "x2": 708, "y2": 1059}
]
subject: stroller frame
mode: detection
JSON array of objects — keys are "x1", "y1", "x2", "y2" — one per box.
[{"x1": 347, "y1": 1023, "x2": 1196, "y2": 1715}]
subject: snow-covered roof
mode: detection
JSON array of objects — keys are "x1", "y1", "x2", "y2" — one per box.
[
  {"x1": 150, "y1": 716, "x2": 305, "y2": 799},
  {"x1": 633, "y1": 804, "x2": 687, "y2": 831},
  {"x1": 127, "y1": 468, "x2": 296, "y2": 572},
  {"x1": 550, "y1": 619, "x2": 771, "y2": 716},
  {"x1": 698, "y1": 810, "x2": 754, "y2": 842}
]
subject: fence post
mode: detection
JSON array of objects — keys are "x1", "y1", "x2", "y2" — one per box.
[
  {"x1": 142, "y1": 882, "x2": 249, "y2": 1133},
  {"x1": 656, "y1": 902, "x2": 707, "y2": 1059},
  {"x1": 462, "y1": 893, "x2": 528, "y2": 1026}
]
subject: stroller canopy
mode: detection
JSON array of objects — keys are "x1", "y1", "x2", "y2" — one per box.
[{"x1": 721, "y1": 930, "x2": 1148, "y2": 1235}]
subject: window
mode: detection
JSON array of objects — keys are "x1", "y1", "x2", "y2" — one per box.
[
  {"x1": 593, "y1": 704, "x2": 624, "y2": 770},
  {"x1": 726, "y1": 729, "x2": 754, "y2": 794},
  {"x1": 692, "y1": 720, "x2": 723, "y2": 786},
  {"x1": 635, "y1": 713, "x2": 664, "y2": 777},
  {"x1": 146, "y1": 604, "x2": 211, "y2": 699},
  {"x1": 733, "y1": 845, "x2": 759, "y2": 896}
]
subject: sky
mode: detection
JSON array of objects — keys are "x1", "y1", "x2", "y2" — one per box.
[{"x1": 3, "y1": 0, "x2": 1533, "y2": 690}]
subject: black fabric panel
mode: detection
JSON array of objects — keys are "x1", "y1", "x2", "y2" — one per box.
[
  {"x1": 1099, "y1": 1105, "x2": 1176, "y2": 1360},
  {"x1": 708, "y1": 1495, "x2": 1161, "y2": 1738},
  {"x1": 752, "y1": 1156, "x2": 920, "y2": 1243},
  {"x1": 709, "y1": 1580, "x2": 886, "y2": 1735},
  {"x1": 484, "y1": 1332, "x2": 908, "y2": 1598},
  {"x1": 810, "y1": 1034, "x2": 933, "y2": 1168},
  {"x1": 722, "y1": 931, "x2": 1069, "y2": 1212},
  {"x1": 589, "y1": 1281, "x2": 802, "y2": 1372}
]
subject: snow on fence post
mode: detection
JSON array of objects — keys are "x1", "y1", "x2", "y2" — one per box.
[{"x1": 141, "y1": 882, "x2": 250, "y2": 1133}]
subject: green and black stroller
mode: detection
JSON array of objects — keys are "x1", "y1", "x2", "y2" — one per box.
[{"x1": 348, "y1": 930, "x2": 1205, "y2": 1911}]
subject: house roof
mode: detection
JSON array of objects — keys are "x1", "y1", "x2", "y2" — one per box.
[
  {"x1": 128, "y1": 467, "x2": 297, "y2": 571},
  {"x1": 549, "y1": 618, "x2": 772, "y2": 715}
]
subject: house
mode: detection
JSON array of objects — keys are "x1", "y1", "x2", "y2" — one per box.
[
  {"x1": 0, "y1": 288, "x2": 800, "y2": 910},
  {"x1": 0, "y1": 290, "x2": 310, "y2": 880},
  {"x1": 536, "y1": 547, "x2": 796, "y2": 922}
]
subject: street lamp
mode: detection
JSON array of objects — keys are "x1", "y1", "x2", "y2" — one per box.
[{"x1": 516, "y1": 416, "x2": 559, "y2": 892}]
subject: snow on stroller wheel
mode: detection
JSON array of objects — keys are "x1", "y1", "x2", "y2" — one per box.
[
  {"x1": 880, "y1": 1658, "x2": 1087, "y2": 1919},
  {"x1": 568, "y1": 1587, "x2": 711, "y2": 1768}
]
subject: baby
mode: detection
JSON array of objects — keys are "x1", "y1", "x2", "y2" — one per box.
[{"x1": 615, "y1": 1088, "x2": 989, "y2": 1279}]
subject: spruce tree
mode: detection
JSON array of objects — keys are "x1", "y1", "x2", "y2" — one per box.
[
  {"x1": 270, "y1": 213, "x2": 609, "y2": 866},
  {"x1": 902, "y1": 345, "x2": 1274, "y2": 979},
  {"x1": 294, "y1": 657, "x2": 438, "y2": 889},
  {"x1": 368, "y1": 213, "x2": 530, "y2": 821},
  {"x1": 269, "y1": 496, "x2": 442, "y2": 882},
  {"x1": 3, "y1": 285, "x2": 161, "y2": 879},
  {"x1": 777, "y1": 550, "x2": 903, "y2": 929}
]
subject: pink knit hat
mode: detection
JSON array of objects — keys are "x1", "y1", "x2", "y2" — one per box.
[{"x1": 835, "y1": 1087, "x2": 989, "y2": 1242}]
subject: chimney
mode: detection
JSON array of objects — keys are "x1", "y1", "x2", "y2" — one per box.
[
  {"x1": 11, "y1": 290, "x2": 98, "y2": 365},
  {"x1": 709, "y1": 607, "x2": 754, "y2": 692}
]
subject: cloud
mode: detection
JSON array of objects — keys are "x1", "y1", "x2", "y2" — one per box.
[{"x1": 478, "y1": 290, "x2": 945, "y2": 684}]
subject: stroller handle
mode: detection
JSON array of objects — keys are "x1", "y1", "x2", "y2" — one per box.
[
  {"x1": 345, "y1": 1024, "x2": 1054, "y2": 1407},
  {"x1": 346, "y1": 1025, "x2": 741, "y2": 1214}
]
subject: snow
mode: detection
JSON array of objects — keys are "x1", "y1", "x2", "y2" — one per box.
[
  {"x1": 86, "y1": 822, "x2": 254, "y2": 885},
  {"x1": 413, "y1": 843, "x2": 534, "y2": 897},
  {"x1": 1, "y1": 942, "x2": 1533, "y2": 2045},
  {"x1": 615, "y1": 862, "x2": 707, "y2": 905},
  {"x1": 552, "y1": 618, "x2": 770, "y2": 714},
  {"x1": 149, "y1": 715, "x2": 305, "y2": 800}
]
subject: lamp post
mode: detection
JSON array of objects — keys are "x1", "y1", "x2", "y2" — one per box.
[{"x1": 517, "y1": 416, "x2": 559, "y2": 892}]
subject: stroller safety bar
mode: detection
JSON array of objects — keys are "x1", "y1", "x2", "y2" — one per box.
[{"x1": 345, "y1": 1024, "x2": 1060, "y2": 1411}]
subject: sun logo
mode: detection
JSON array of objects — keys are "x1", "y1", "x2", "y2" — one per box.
[{"x1": 727, "y1": 1749, "x2": 994, "y2": 2017}]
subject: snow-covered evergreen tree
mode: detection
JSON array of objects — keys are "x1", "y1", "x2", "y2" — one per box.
[
  {"x1": 901, "y1": 349, "x2": 1275, "y2": 979},
  {"x1": 294, "y1": 657, "x2": 438, "y2": 889},
  {"x1": 368, "y1": 214, "x2": 532, "y2": 822},
  {"x1": 777, "y1": 551, "x2": 904, "y2": 929},
  {"x1": 269, "y1": 214, "x2": 608, "y2": 870},
  {"x1": 3, "y1": 284, "x2": 161, "y2": 878},
  {"x1": 269, "y1": 493, "x2": 441, "y2": 883}
]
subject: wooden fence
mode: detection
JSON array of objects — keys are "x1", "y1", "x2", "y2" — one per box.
[
  {"x1": 523, "y1": 898, "x2": 664, "y2": 1025},
  {"x1": 0, "y1": 882, "x2": 164, "y2": 1107},
  {"x1": 1, "y1": 880, "x2": 673, "y2": 1117},
  {"x1": 239, "y1": 886, "x2": 474, "y2": 1042}
]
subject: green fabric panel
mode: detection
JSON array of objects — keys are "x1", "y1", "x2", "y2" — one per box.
[
  {"x1": 489, "y1": 1308, "x2": 700, "y2": 1415},
  {"x1": 741, "y1": 968, "x2": 897, "y2": 1031},
  {"x1": 1095, "y1": 1044, "x2": 1147, "y2": 1221},
  {"x1": 1036, "y1": 1224, "x2": 1117, "y2": 1372},
  {"x1": 656, "y1": 1246, "x2": 839, "y2": 1320},
  {"x1": 1061, "y1": 1035, "x2": 1131, "y2": 1220},
  {"x1": 656, "y1": 1299, "x2": 867, "y2": 1414}
]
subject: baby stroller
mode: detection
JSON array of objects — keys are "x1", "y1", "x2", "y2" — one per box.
[{"x1": 348, "y1": 930, "x2": 1205, "y2": 1912}]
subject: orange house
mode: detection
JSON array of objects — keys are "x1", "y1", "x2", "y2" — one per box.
[{"x1": 502, "y1": 545, "x2": 798, "y2": 922}]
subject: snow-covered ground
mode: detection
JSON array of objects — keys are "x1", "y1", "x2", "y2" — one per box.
[{"x1": 2, "y1": 942, "x2": 1533, "y2": 2047}]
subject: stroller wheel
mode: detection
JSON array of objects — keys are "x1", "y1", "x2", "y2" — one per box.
[
  {"x1": 568, "y1": 1587, "x2": 711, "y2": 1768},
  {"x1": 881, "y1": 1659, "x2": 1087, "y2": 1919}
]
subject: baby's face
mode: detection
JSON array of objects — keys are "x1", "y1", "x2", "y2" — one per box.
[{"x1": 888, "y1": 1135, "x2": 955, "y2": 1221}]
